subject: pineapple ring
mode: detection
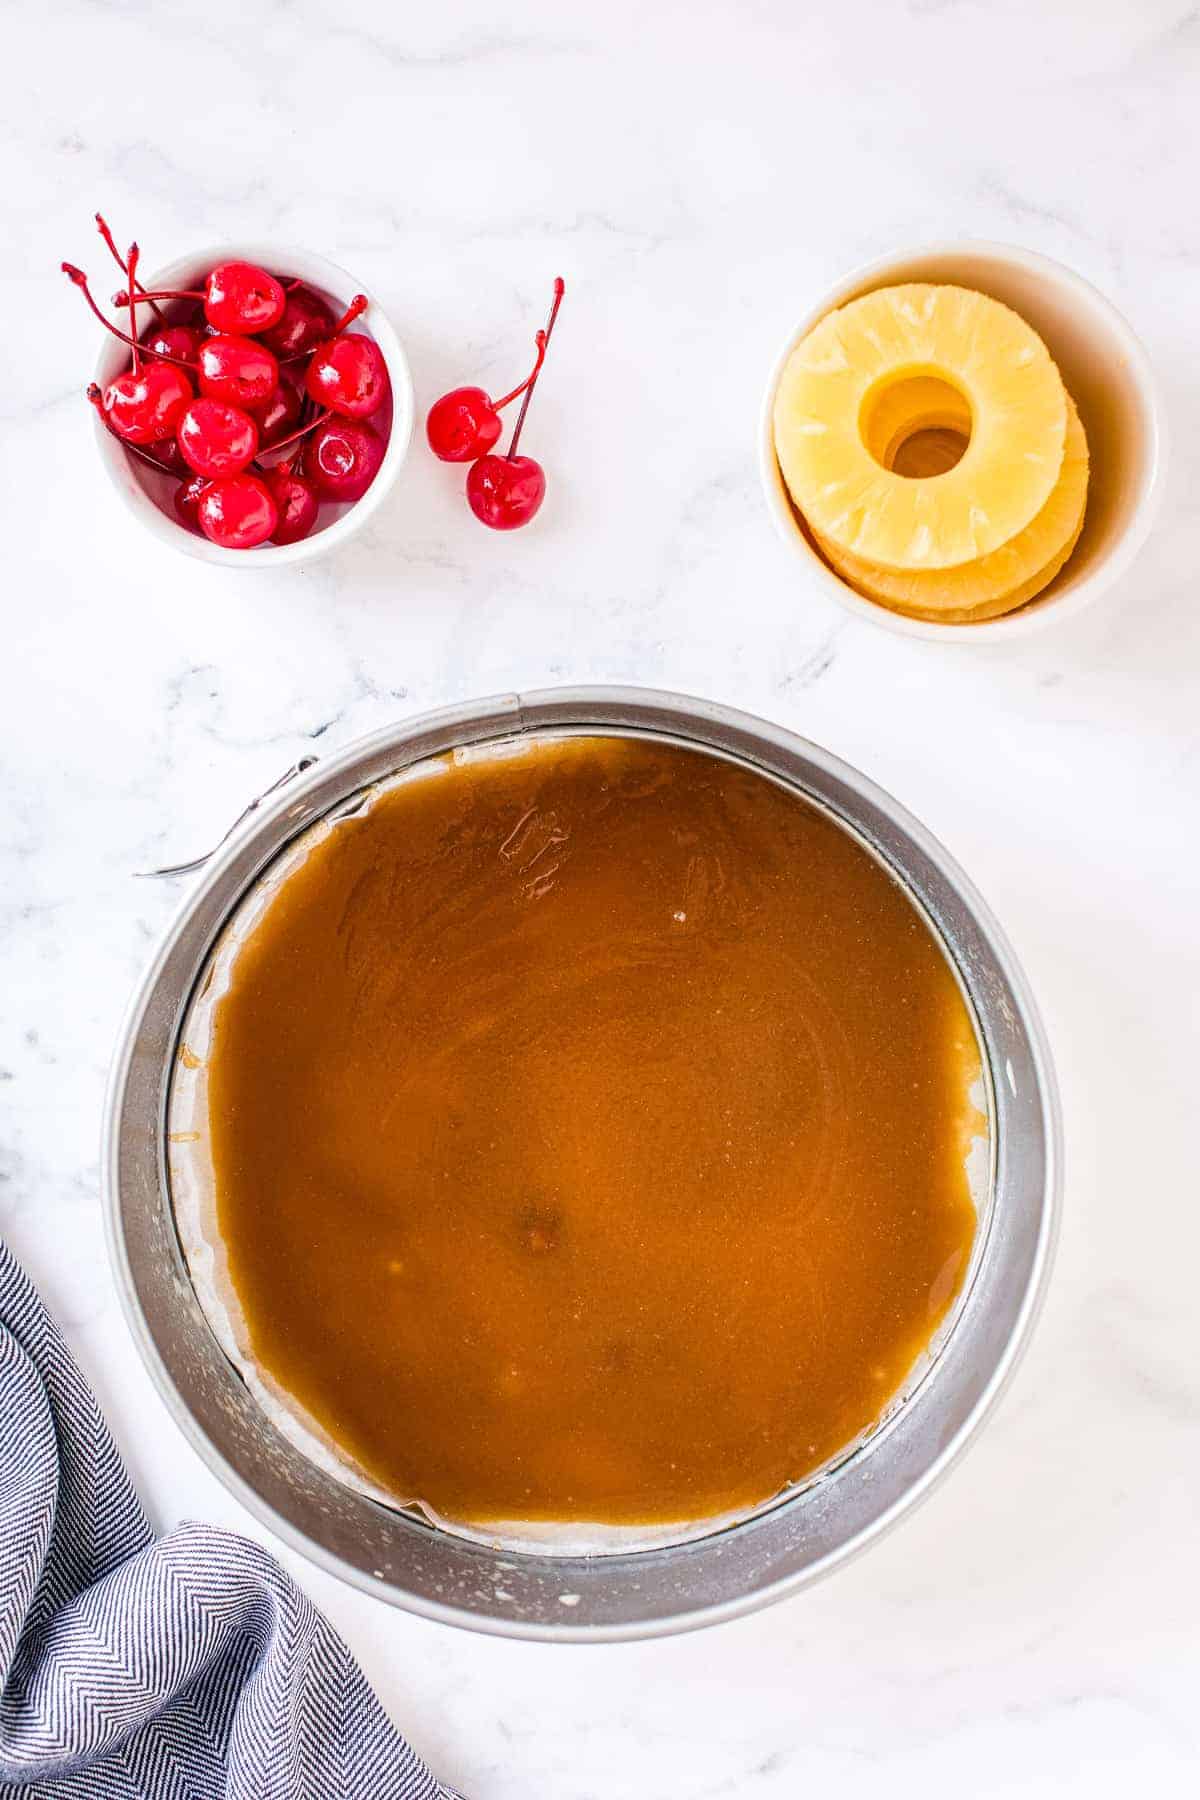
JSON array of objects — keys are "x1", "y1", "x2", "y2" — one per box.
[
  {"x1": 874, "y1": 510, "x2": 1087, "y2": 625},
  {"x1": 773, "y1": 283, "x2": 1068, "y2": 571},
  {"x1": 815, "y1": 394, "x2": 1089, "y2": 619}
]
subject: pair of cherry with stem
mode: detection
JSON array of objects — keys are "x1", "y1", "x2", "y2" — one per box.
[{"x1": 427, "y1": 278, "x2": 564, "y2": 530}]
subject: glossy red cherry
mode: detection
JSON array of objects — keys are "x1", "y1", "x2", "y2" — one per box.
[
  {"x1": 117, "y1": 262, "x2": 288, "y2": 335},
  {"x1": 102, "y1": 361, "x2": 194, "y2": 444},
  {"x1": 150, "y1": 435, "x2": 188, "y2": 473},
  {"x1": 253, "y1": 379, "x2": 303, "y2": 446},
  {"x1": 203, "y1": 261, "x2": 285, "y2": 333},
  {"x1": 264, "y1": 463, "x2": 320, "y2": 544},
  {"x1": 466, "y1": 454, "x2": 546, "y2": 529},
  {"x1": 141, "y1": 322, "x2": 202, "y2": 363},
  {"x1": 197, "y1": 333, "x2": 279, "y2": 408},
  {"x1": 195, "y1": 472, "x2": 278, "y2": 548},
  {"x1": 88, "y1": 384, "x2": 190, "y2": 471},
  {"x1": 426, "y1": 387, "x2": 503, "y2": 462},
  {"x1": 173, "y1": 472, "x2": 211, "y2": 529},
  {"x1": 261, "y1": 285, "x2": 334, "y2": 358},
  {"x1": 305, "y1": 331, "x2": 389, "y2": 419},
  {"x1": 302, "y1": 415, "x2": 385, "y2": 501},
  {"x1": 177, "y1": 397, "x2": 259, "y2": 477}
]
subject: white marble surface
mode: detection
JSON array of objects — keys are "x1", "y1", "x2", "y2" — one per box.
[{"x1": 3, "y1": 0, "x2": 1199, "y2": 1790}]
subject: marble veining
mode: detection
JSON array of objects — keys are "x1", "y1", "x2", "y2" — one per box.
[{"x1": 2, "y1": 0, "x2": 1198, "y2": 1792}]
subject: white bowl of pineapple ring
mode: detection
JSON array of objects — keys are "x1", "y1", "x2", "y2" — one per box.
[{"x1": 759, "y1": 242, "x2": 1166, "y2": 641}]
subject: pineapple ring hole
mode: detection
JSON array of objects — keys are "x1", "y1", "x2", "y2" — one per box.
[{"x1": 859, "y1": 373, "x2": 973, "y2": 481}]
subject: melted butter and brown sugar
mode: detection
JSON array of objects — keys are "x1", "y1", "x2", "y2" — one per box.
[{"x1": 206, "y1": 735, "x2": 980, "y2": 1527}]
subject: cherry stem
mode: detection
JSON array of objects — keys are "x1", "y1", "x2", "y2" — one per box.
[
  {"x1": 493, "y1": 330, "x2": 547, "y2": 411},
  {"x1": 95, "y1": 214, "x2": 166, "y2": 323},
  {"x1": 254, "y1": 408, "x2": 328, "y2": 464},
  {"x1": 62, "y1": 265, "x2": 197, "y2": 369},
  {"x1": 128, "y1": 245, "x2": 140, "y2": 375},
  {"x1": 506, "y1": 278, "x2": 564, "y2": 459},
  {"x1": 112, "y1": 287, "x2": 204, "y2": 307},
  {"x1": 328, "y1": 293, "x2": 369, "y2": 335},
  {"x1": 86, "y1": 383, "x2": 181, "y2": 472}
]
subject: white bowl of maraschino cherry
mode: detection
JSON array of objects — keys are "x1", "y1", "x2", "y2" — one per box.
[{"x1": 66, "y1": 217, "x2": 413, "y2": 563}]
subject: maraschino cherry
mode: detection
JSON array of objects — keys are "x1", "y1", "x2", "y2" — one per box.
[
  {"x1": 195, "y1": 472, "x2": 278, "y2": 548},
  {"x1": 203, "y1": 262, "x2": 286, "y2": 333},
  {"x1": 197, "y1": 334, "x2": 279, "y2": 409},
  {"x1": 254, "y1": 378, "x2": 303, "y2": 446},
  {"x1": 303, "y1": 298, "x2": 389, "y2": 418},
  {"x1": 149, "y1": 435, "x2": 188, "y2": 473},
  {"x1": 302, "y1": 415, "x2": 385, "y2": 501},
  {"x1": 177, "y1": 397, "x2": 259, "y2": 477},
  {"x1": 263, "y1": 460, "x2": 320, "y2": 544},
  {"x1": 117, "y1": 260, "x2": 287, "y2": 335},
  {"x1": 262, "y1": 285, "x2": 334, "y2": 358},
  {"x1": 86, "y1": 385, "x2": 185, "y2": 473},
  {"x1": 466, "y1": 454, "x2": 547, "y2": 531},
  {"x1": 142, "y1": 322, "x2": 203, "y2": 363},
  {"x1": 102, "y1": 362, "x2": 193, "y2": 445},
  {"x1": 457, "y1": 278, "x2": 564, "y2": 530},
  {"x1": 174, "y1": 471, "x2": 211, "y2": 529}
]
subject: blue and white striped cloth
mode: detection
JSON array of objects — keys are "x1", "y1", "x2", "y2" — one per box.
[{"x1": 0, "y1": 1241, "x2": 460, "y2": 1799}]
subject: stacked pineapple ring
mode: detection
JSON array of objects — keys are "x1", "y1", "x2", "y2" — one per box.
[{"x1": 772, "y1": 284, "x2": 1089, "y2": 624}]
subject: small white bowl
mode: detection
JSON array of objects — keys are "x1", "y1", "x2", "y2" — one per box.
[
  {"x1": 91, "y1": 244, "x2": 413, "y2": 567},
  {"x1": 759, "y1": 241, "x2": 1167, "y2": 641}
]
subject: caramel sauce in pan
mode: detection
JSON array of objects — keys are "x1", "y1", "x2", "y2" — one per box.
[{"x1": 206, "y1": 735, "x2": 980, "y2": 1527}]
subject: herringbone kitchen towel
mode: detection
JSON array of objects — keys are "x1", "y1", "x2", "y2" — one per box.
[{"x1": 0, "y1": 1240, "x2": 461, "y2": 1799}]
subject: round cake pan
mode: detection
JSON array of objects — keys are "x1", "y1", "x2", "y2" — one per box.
[{"x1": 103, "y1": 688, "x2": 1060, "y2": 1641}]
